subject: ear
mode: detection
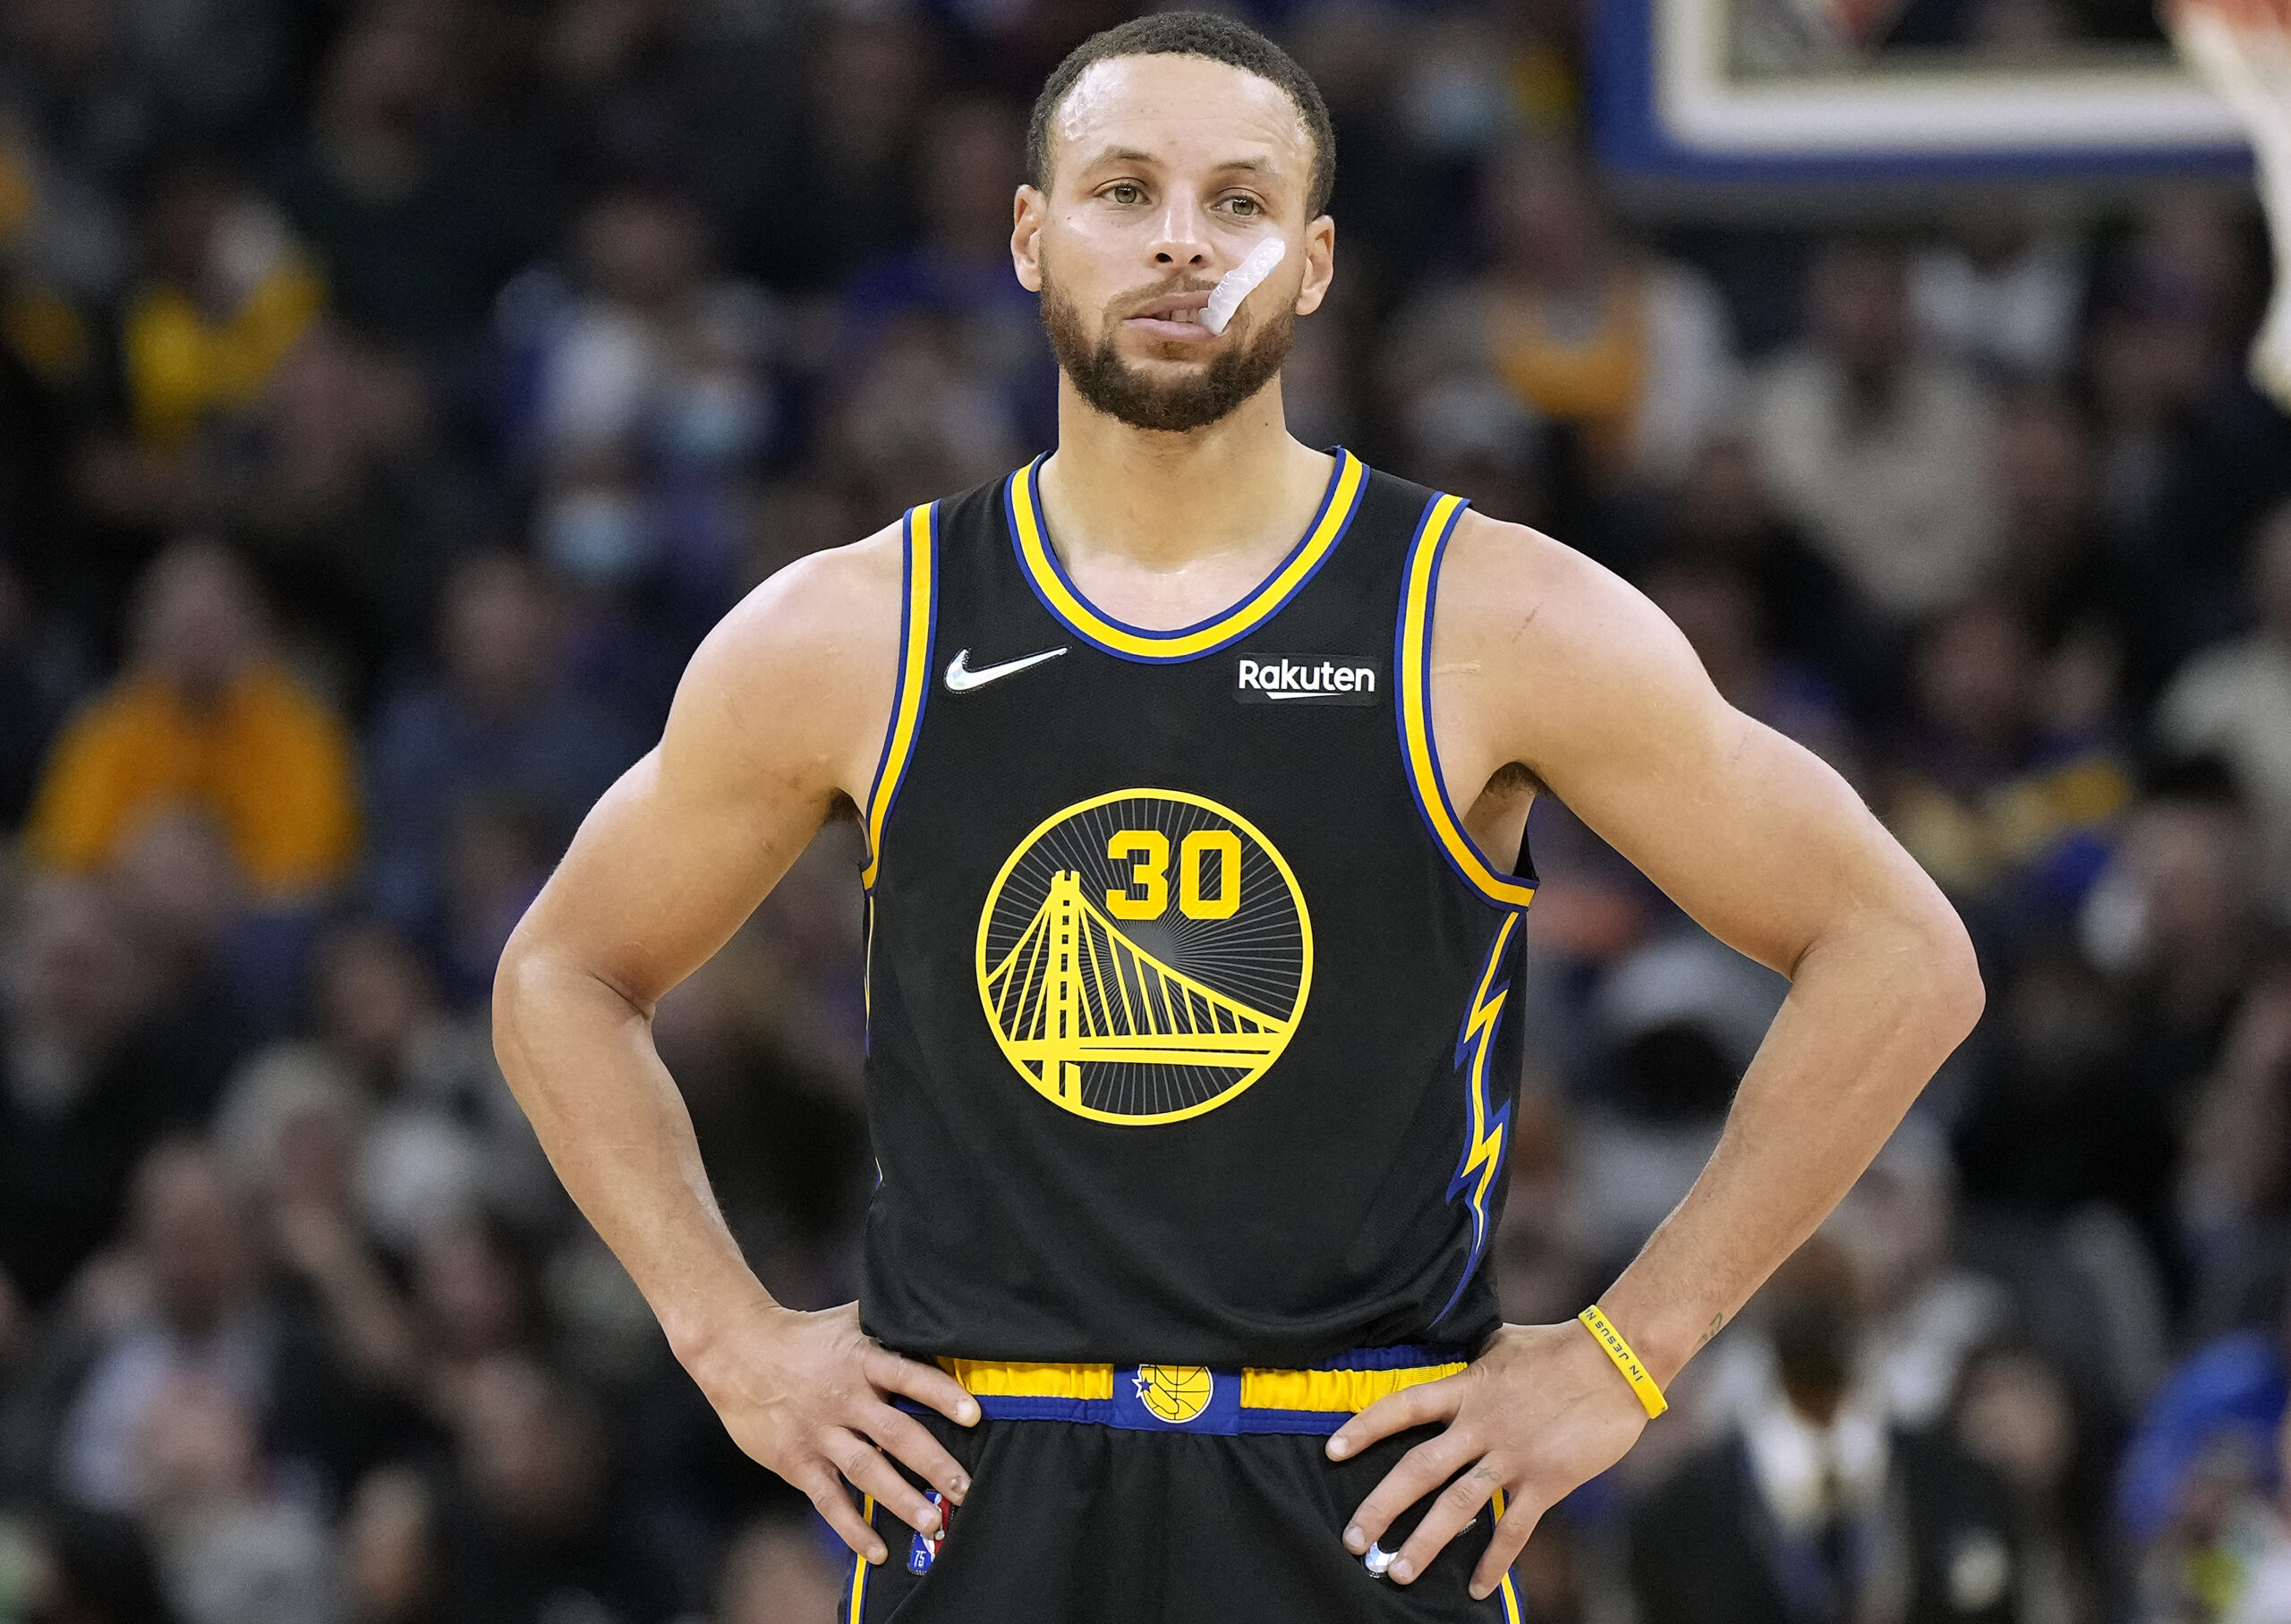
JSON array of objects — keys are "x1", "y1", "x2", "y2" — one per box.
[
  {"x1": 1293, "y1": 213, "x2": 1336, "y2": 318},
  {"x1": 1012, "y1": 185, "x2": 1045, "y2": 294}
]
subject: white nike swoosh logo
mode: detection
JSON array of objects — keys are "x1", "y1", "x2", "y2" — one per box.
[{"x1": 944, "y1": 646, "x2": 1069, "y2": 692}]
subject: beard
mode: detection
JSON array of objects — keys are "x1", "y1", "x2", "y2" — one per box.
[{"x1": 1040, "y1": 267, "x2": 1295, "y2": 434}]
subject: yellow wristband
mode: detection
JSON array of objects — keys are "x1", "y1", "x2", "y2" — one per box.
[{"x1": 1577, "y1": 1305, "x2": 1668, "y2": 1418}]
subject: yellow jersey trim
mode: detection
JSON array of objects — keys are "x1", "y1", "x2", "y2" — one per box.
[
  {"x1": 1398, "y1": 494, "x2": 1539, "y2": 911},
  {"x1": 1492, "y1": 1490, "x2": 1524, "y2": 1623},
  {"x1": 844, "y1": 1492, "x2": 875, "y2": 1622},
  {"x1": 1006, "y1": 449, "x2": 1366, "y2": 662},
  {"x1": 861, "y1": 503, "x2": 938, "y2": 890}
]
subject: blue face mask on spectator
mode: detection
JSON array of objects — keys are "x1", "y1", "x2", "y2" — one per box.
[
  {"x1": 541, "y1": 490, "x2": 654, "y2": 585},
  {"x1": 660, "y1": 376, "x2": 766, "y2": 469}
]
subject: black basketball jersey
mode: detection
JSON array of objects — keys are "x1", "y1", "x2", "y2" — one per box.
[{"x1": 854, "y1": 449, "x2": 1536, "y2": 1370}]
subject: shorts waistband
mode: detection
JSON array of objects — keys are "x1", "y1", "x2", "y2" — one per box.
[{"x1": 909, "y1": 1344, "x2": 1469, "y2": 1436}]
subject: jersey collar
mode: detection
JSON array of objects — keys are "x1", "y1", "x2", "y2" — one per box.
[{"x1": 1004, "y1": 447, "x2": 1366, "y2": 664}]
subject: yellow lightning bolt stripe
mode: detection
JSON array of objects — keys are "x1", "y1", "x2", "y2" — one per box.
[{"x1": 1438, "y1": 913, "x2": 1520, "y2": 1322}]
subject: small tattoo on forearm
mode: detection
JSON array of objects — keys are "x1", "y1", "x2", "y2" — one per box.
[{"x1": 1696, "y1": 1313, "x2": 1725, "y2": 1349}]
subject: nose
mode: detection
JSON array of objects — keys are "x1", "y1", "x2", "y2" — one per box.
[{"x1": 1149, "y1": 195, "x2": 1213, "y2": 274}]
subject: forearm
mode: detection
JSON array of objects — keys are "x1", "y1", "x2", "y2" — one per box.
[
  {"x1": 493, "y1": 939, "x2": 772, "y2": 1361},
  {"x1": 1595, "y1": 905, "x2": 1982, "y2": 1386}
]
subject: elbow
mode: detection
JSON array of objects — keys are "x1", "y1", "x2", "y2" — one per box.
[
  {"x1": 490, "y1": 919, "x2": 546, "y2": 1060},
  {"x1": 1914, "y1": 894, "x2": 1986, "y2": 1048}
]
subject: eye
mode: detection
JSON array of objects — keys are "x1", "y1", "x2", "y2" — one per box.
[
  {"x1": 1106, "y1": 182, "x2": 1146, "y2": 206},
  {"x1": 1223, "y1": 195, "x2": 1263, "y2": 217}
]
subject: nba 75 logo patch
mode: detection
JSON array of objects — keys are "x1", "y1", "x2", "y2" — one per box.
[
  {"x1": 907, "y1": 1492, "x2": 952, "y2": 1574},
  {"x1": 1235, "y1": 655, "x2": 1382, "y2": 705}
]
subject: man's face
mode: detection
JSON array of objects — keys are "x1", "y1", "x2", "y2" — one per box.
[{"x1": 1013, "y1": 54, "x2": 1333, "y2": 434}]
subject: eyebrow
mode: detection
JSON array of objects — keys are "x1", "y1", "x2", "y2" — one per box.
[{"x1": 1080, "y1": 148, "x2": 1281, "y2": 180}]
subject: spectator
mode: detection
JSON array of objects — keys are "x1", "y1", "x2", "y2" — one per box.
[
  {"x1": 1878, "y1": 599, "x2": 2131, "y2": 930},
  {"x1": 2116, "y1": 1288, "x2": 2288, "y2": 1548},
  {"x1": 1630, "y1": 1239, "x2": 2022, "y2": 1624},
  {"x1": 2, "y1": 1502, "x2": 180, "y2": 1624},
  {"x1": 837, "y1": 97, "x2": 1054, "y2": 450},
  {"x1": 2226, "y1": 1411, "x2": 2291, "y2": 1623},
  {"x1": 1987, "y1": 390, "x2": 2140, "y2": 691},
  {"x1": 1386, "y1": 141, "x2": 1741, "y2": 493},
  {"x1": 1910, "y1": 204, "x2": 2088, "y2": 383},
  {"x1": 1641, "y1": 556, "x2": 1861, "y2": 781},
  {"x1": 1751, "y1": 238, "x2": 2003, "y2": 620},
  {"x1": 2180, "y1": 953, "x2": 2291, "y2": 1331},
  {"x1": 114, "y1": 160, "x2": 322, "y2": 455},
  {"x1": 2157, "y1": 504, "x2": 2291, "y2": 921},
  {"x1": 0, "y1": 875, "x2": 181, "y2": 1308},
  {"x1": 1653, "y1": 436, "x2": 1896, "y2": 718},
  {"x1": 24, "y1": 539, "x2": 359, "y2": 900},
  {"x1": 1953, "y1": 949, "x2": 2176, "y2": 1284},
  {"x1": 505, "y1": 185, "x2": 777, "y2": 657},
  {"x1": 432, "y1": 1354, "x2": 679, "y2": 1624},
  {"x1": 222, "y1": 320, "x2": 477, "y2": 708},
  {"x1": 517, "y1": 186, "x2": 779, "y2": 483},
  {"x1": 2079, "y1": 763, "x2": 2262, "y2": 1276},
  {"x1": 1827, "y1": 1122, "x2": 2013, "y2": 1431},
  {"x1": 0, "y1": 0, "x2": 163, "y2": 305},
  {"x1": 268, "y1": 5, "x2": 546, "y2": 352},
  {"x1": 341, "y1": 1465, "x2": 442, "y2": 1624},
  {"x1": 135, "y1": 1373, "x2": 335, "y2": 1624},
  {"x1": 722, "y1": 10, "x2": 933, "y2": 294},
  {"x1": 362, "y1": 551, "x2": 639, "y2": 953},
  {"x1": 2088, "y1": 202, "x2": 2291, "y2": 675},
  {"x1": 818, "y1": 310, "x2": 1025, "y2": 531},
  {"x1": 303, "y1": 918, "x2": 556, "y2": 1250},
  {"x1": 24, "y1": 1141, "x2": 369, "y2": 1511},
  {"x1": 1955, "y1": 1345, "x2": 2109, "y2": 1624}
]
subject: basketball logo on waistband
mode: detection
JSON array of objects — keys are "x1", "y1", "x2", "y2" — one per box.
[
  {"x1": 975, "y1": 789, "x2": 1312, "y2": 1125},
  {"x1": 1136, "y1": 1365, "x2": 1214, "y2": 1424}
]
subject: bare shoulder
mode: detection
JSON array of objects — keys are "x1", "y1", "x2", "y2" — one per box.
[
  {"x1": 662, "y1": 519, "x2": 909, "y2": 809},
  {"x1": 1434, "y1": 509, "x2": 1717, "y2": 780}
]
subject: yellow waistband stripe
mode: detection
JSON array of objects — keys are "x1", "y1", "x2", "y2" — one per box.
[
  {"x1": 933, "y1": 1357, "x2": 1466, "y2": 1411},
  {"x1": 937, "y1": 1358, "x2": 1115, "y2": 1400},
  {"x1": 1237, "y1": 1362, "x2": 1469, "y2": 1412}
]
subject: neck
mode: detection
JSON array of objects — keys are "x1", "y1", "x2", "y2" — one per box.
[{"x1": 1037, "y1": 377, "x2": 1331, "y2": 573}]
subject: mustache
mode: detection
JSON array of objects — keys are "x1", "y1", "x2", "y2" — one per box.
[{"x1": 1105, "y1": 276, "x2": 1219, "y2": 317}]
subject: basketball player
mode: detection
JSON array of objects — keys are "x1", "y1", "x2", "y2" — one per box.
[{"x1": 493, "y1": 13, "x2": 1983, "y2": 1620}]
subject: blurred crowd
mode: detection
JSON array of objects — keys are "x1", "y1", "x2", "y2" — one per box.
[{"x1": 0, "y1": 0, "x2": 2287, "y2": 1620}]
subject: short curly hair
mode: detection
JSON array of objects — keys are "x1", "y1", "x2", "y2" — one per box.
[{"x1": 1026, "y1": 12, "x2": 1336, "y2": 219}]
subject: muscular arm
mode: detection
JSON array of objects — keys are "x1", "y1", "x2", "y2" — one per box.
[
  {"x1": 1336, "y1": 512, "x2": 1982, "y2": 1595},
  {"x1": 1460, "y1": 512, "x2": 1982, "y2": 1378},
  {"x1": 493, "y1": 529, "x2": 977, "y2": 1562}
]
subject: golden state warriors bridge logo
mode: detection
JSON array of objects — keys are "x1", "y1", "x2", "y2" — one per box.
[{"x1": 976, "y1": 790, "x2": 1311, "y2": 1126}]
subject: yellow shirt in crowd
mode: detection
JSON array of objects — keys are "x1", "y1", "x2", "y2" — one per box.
[{"x1": 25, "y1": 663, "x2": 359, "y2": 897}]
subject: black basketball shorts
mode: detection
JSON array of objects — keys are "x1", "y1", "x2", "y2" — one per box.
[{"x1": 839, "y1": 1411, "x2": 1522, "y2": 1623}]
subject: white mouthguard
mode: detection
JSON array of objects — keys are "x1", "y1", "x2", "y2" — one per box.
[{"x1": 1202, "y1": 238, "x2": 1287, "y2": 336}]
